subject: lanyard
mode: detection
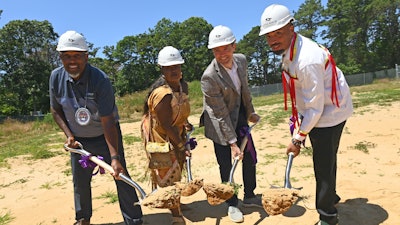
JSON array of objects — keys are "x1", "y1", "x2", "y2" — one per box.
[{"x1": 69, "y1": 81, "x2": 88, "y2": 109}]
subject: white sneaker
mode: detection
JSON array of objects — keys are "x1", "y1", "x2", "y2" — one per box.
[{"x1": 228, "y1": 206, "x2": 244, "y2": 223}]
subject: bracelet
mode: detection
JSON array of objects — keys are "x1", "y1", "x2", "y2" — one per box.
[
  {"x1": 291, "y1": 138, "x2": 302, "y2": 148},
  {"x1": 111, "y1": 155, "x2": 120, "y2": 161}
]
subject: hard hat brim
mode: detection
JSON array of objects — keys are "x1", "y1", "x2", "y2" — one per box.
[
  {"x1": 259, "y1": 18, "x2": 295, "y2": 36},
  {"x1": 158, "y1": 60, "x2": 185, "y2": 67},
  {"x1": 259, "y1": 23, "x2": 287, "y2": 36},
  {"x1": 207, "y1": 40, "x2": 235, "y2": 49},
  {"x1": 56, "y1": 46, "x2": 88, "y2": 52}
]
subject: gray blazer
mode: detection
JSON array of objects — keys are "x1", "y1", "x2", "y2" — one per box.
[{"x1": 200, "y1": 53, "x2": 255, "y2": 146}]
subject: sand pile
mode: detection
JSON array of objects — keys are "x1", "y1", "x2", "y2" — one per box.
[
  {"x1": 261, "y1": 188, "x2": 299, "y2": 215},
  {"x1": 141, "y1": 186, "x2": 181, "y2": 209},
  {"x1": 202, "y1": 183, "x2": 235, "y2": 206},
  {"x1": 175, "y1": 178, "x2": 204, "y2": 196}
]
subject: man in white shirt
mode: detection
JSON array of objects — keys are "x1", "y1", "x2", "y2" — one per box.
[{"x1": 259, "y1": 4, "x2": 353, "y2": 225}]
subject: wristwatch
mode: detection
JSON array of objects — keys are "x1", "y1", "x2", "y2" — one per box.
[
  {"x1": 291, "y1": 138, "x2": 302, "y2": 148},
  {"x1": 111, "y1": 155, "x2": 120, "y2": 161}
]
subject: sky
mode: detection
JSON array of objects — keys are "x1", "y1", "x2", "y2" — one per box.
[{"x1": 1, "y1": 0, "x2": 314, "y2": 56}]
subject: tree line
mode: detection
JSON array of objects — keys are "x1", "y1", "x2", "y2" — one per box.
[{"x1": 0, "y1": 0, "x2": 399, "y2": 116}]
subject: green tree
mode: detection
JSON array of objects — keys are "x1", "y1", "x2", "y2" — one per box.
[
  {"x1": 237, "y1": 26, "x2": 279, "y2": 85},
  {"x1": 111, "y1": 17, "x2": 213, "y2": 95},
  {"x1": 177, "y1": 17, "x2": 214, "y2": 81},
  {"x1": 368, "y1": 0, "x2": 400, "y2": 70},
  {"x1": 294, "y1": 0, "x2": 324, "y2": 40},
  {"x1": 324, "y1": 0, "x2": 375, "y2": 74},
  {"x1": 0, "y1": 20, "x2": 58, "y2": 115}
]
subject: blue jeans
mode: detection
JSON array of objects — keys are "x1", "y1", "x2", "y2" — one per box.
[{"x1": 72, "y1": 123, "x2": 143, "y2": 225}]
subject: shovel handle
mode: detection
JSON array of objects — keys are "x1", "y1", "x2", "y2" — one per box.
[
  {"x1": 284, "y1": 152, "x2": 294, "y2": 189},
  {"x1": 228, "y1": 121, "x2": 259, "y2": 183},
  {"x1": 64, "y1": 143, "x2": 147, "y2": 201},
  {"x1": 185, "y1": 127, "x2": 195, "y2": 182},
  {"x1": 186, "y1": 156, "x2": 193, "y2": 182}
]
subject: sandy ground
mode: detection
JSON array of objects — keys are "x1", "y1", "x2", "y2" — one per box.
[{"x1": 1, "y1": 101, "x2": 399, "y2": 225}]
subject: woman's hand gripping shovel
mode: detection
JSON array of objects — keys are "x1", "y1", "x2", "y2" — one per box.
[
  {"x1": 175, "y1": 127, "x2": 204, "y2": 196},
  {"x1": 261, "y1": 152, "x2": 302, "y2": 215},
  {"x1": 202, "y1": 120, "x2": 258, "y2": 205},
  {"x1": 64, "y1": 142, "x2": 180, "y2": 209}
]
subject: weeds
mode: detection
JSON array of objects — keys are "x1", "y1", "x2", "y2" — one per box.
[
  {"x1": 97, "y1": 190, "x2": 119, "y2": 204},
  {"x1": 123, "y1": 135, "x2": 142, "y2": 145},
  {"x1": 0, "y1": 211, "x2": 14, "y2": 225},
  {"x1": 0, "y1": 178, "x2": 28, "y2": 188},
  {"x1": 348, "y1": 141, "x2": 377, "y2": 153}
]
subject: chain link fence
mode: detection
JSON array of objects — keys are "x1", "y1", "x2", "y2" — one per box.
[{"x1": 250, "y1": 68, "x2": 398, "y2": 97}]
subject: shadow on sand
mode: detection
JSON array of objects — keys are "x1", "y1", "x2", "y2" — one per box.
[{"x1": 337, "y1": 198, "x2": 388, "y2": 225}]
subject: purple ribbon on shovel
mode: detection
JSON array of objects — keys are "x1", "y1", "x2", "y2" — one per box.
[
  {"x1": 289, "y1": 115, "x2": 296, "y2": 136},
  {"x1": 79, "y1": 155, "x2": 106, "y2": 176},
  {"x1": 289, "y1": 115, "x2": 306, "y2": 147},
  {"x1": 239, "y1": 126, "x2": 257, "y2": 165},
  {"x1": 186, "y1": 137, "x2": 197, "y2": 150}
]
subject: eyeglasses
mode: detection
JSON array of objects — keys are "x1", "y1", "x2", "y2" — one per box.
[{"x1": 60, "y1": 53, "x2": 87, "y2": 61}]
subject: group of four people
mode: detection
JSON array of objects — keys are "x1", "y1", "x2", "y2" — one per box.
[{"x1": 49, "y1": 4, "x2": 352, "y2": 225}]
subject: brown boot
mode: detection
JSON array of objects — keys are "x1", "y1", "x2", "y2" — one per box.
[{"x1": 74, "y1": 218, "x2": 90, "y2": 225}]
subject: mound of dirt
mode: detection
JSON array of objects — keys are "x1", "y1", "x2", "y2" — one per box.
[
  {"x1": 141, "y1": 186, "x2": 181, "y2": 209},
  {"x1": 175, "y1": 178, "x2": 204, "y2": 197},
  {"x1": 202, "y1": 183, "x2": 234, "y2": 206},
  {"x1": 261, "y1": 188, "x2": 299, "y2": 215}
]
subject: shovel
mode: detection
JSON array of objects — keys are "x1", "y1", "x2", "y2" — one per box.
[
  {"x1": 228, "y1": 121, "x2": 258, "y2": 184},
  {"x1": 64, "y1": 143, "x2": 147, "y2": 205},
  {"x1": 175, "y1": 127, "x2": 204, "y2": 196},
  {"x1": 262, "y1": 152, "x2": 301, "y2": 215},
  {"x1": 185, "y1": 128, "x2": 195, "y2": 183},
  {"x1": 65, "y1": 143, "x2": 182, "y2": 209},
  {"x1": 270, "y1": 152, "x2": 302, "y2": 190}
]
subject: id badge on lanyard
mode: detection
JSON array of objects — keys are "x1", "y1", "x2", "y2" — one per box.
[{"x1": 70, "y1": 81, "x2": 91, "y2": 126}]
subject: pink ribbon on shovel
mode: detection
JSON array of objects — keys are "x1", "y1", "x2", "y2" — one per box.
[{"x1": 79, "y1": 155, "x2": 106, "y2": 176}]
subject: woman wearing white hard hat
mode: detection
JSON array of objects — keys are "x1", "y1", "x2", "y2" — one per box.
[
  {"x1": 259, "y1": 4, "x2": 353, "y2": 225},
  {"x1": 141, "y1": 46, "x2": 193, "y2": 224}
]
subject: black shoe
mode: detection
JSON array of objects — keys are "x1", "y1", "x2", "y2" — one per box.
[
  {"x1": 73, "y1": 218, "x2": 90, "y2": 225},
  {"x1": 334, "y1": 194, "x2": 341, "y2": 205}
]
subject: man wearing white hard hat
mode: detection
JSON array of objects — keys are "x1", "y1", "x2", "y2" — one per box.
[
  {"x1": 200, "y1": 25, "x2": 261, "y2": 223},
  {"x1": 259, "y1": 4, "x2": 353, "y2": 225},
  {"x1": 49, "y1": 30, "x2": 143, "y2": 225}
]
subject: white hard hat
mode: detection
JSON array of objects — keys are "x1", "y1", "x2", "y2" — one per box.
[
  {"x1": 157, "y1": 46, "x2": 184, "y2": 67},
  {"x1": 207, "y1": 25, "x2": 236, "y2": 49},
  {"x1": 259, "y1": 4, "x2": 295, "y2": 36},
  {"x1": 56, "y1": 30, "x2": 88, "y2": 52}
]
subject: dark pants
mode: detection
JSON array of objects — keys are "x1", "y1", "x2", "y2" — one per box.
[
  {"x1": 72, "y1": 123, "x2": 143, "y2": 225},
  {"x1": 309, "y1": 121, "x2": 346, "y2": 225},
  {"x1": 213, "y1": 102, "x2": 257, "y2": 207}
]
